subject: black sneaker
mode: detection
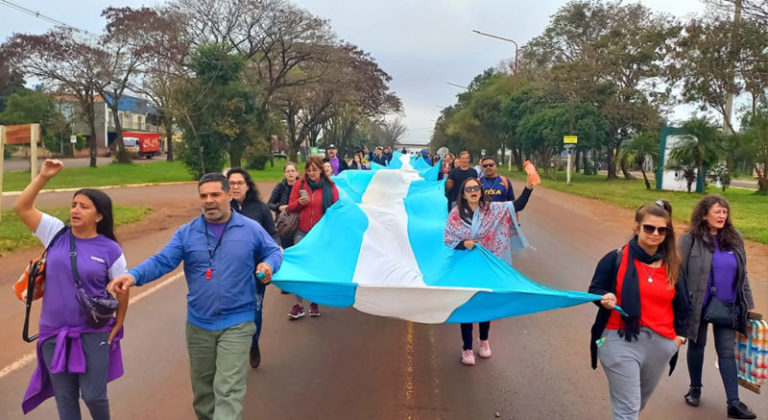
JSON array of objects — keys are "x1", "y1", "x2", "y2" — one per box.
[
  {"x1": 249, "y1": 343, "x2": 261, "y2": 369},
  {"x1": 727, "y1": 400, "x2": 756, "y2": 419},
  {"x1": 684, "y1": 387, "x2": 701, "y2": 407}
]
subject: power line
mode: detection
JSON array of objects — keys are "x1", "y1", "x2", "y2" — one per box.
[{"x1": 0, "y1": 0, "x2": 89, "y2": 33}]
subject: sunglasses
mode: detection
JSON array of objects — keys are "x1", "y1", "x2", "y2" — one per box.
[
  {"x1": 482, "y1": 163, "x2": 496, "y2": 168},
  {"x1": 642, "y1": 224, "x2": 670, "y2": 235},
  {"x1": 464, "y1": 186, "x2": 481, "y2": 193}
]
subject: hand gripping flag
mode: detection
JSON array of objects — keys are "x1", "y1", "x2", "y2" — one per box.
[{"x1": 273, "y1": 152, "x2": 605, "y2": 323}]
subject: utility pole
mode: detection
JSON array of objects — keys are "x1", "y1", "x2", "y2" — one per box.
[
  {"x1": 724, "y1": 0, "x2": 742, "y2": 134},
  {"x1": 472, "y1": 29, "x2": 519, "y2": 171}
]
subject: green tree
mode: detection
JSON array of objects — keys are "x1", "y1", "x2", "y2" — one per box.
[
  {"x1": 740, "y1": 101, "x2": 768, "y2": 194},
  {"x1": 0, "y1": 90, "x2": 78, "y2": 156},
  {"x1": 524, "y1": 0, "x2": 676, "y2": 179},
  {"x1": 177, "y1": 43, "x2": 260, "y2": 178},
  {"x1": 667, "y1": 117, "x2": 728, "y2": 193},
  {"x1": 619, "y1": 132, "x2": 659, "y2": 190},
  {"x1": 0, "y1": 59, "x2": 25, "y2": 112}
]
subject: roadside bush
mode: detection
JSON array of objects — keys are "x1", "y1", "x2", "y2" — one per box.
[
  {"x1": 3, "y1": 144, "x2": 17, "y2": 159},
  {"x1": 244, "y1": 136, "x2": 271, "y2": 171},
  {"x1": 177, "y1": 133, "x2": 228, "y2": 179},
  {"x1": 707, "y1": 162, "x2": 731, "y2": 192},
  {"x1": 42, "y1": 133, "x2": 86, "y2": 157}
]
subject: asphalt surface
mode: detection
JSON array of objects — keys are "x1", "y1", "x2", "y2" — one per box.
[{"x1": 0, "y1": 181, "x2": 765, "y2": 419}]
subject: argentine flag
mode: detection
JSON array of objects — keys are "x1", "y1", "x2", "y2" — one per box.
[{"x1": 272, "y1": 152, "x2": 603, "y2": 323}]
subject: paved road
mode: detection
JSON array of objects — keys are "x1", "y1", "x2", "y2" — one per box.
[
  {"x1": 0, "y1": 181, "x2": 765, "y2": 419},
  {"x1": 603, "y1": 170, "x2": 759, "y2": 190},
  {"x1": 2, "y1": 156, "x2": 165, "y2": 172}
]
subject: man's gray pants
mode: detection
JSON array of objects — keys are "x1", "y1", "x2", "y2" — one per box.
[{"x1": 598, "y1": 328, "x2": 678, "y2": 420}]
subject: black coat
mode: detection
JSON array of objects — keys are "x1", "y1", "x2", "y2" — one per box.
[
  {"x1": 231, "y1": 198, "x2": 278, "y2": 243},
  {"x1": 268, "y1": 179, "x2": 293, "y2": 215}
]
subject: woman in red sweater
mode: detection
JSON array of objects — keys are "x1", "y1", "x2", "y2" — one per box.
[
  {"x1": 588, "y1": 201, "x2": 689, "y2": 420},
  {"x1": 286, "y1": 156, "x2": 339, "y2": 319}
]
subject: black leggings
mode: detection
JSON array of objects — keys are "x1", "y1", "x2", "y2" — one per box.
[{"x1": 460, "y1": 322, "x2": 490, "y2": 350}]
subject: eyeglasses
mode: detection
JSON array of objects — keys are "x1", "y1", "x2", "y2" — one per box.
[
  {"x1": 482, "y1": 163, "x2": 496, "y2": 168},
  {"x1": 464, "y1": 186, "x2": 481, "y2": 193},
  {"x1": 642, "y1": 224, "x2": 669, "y2": 235}
]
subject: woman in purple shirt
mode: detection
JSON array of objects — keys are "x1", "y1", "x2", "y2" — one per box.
[
  {"x1": 678, "y1": 195, "x2": 756, "y2": 420},
  {"x1": 13, "y1": 159, "x2": 129, "y2": 419}
]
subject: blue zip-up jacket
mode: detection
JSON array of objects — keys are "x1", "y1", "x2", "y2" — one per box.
[{"x1": 128, "y1": 211, "x2": 283, "y2": 331}]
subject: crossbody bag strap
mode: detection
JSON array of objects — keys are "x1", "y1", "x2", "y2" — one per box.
[
  {"x1": 23, "y1": 226, "x2": 68, "y2": 342},
  {"x1": 68, "y1": 231, "x2": 83, "y2": 289}
]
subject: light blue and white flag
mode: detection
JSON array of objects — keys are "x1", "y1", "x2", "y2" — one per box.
[{"x1": 273, "y1": 153, "x2": 603, "y2": 324}]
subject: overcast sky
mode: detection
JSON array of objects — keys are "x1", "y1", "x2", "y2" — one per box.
[{"x1": 1, "y1": 0, "x2": 707, "y2": 145}]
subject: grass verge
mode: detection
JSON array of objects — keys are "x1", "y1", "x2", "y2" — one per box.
[
  {"x1": 0, "y1": 205, "x2": 151, "y2": 256},
  {"x1": 500, "y1": 169, "x2": 768, "y2": 245},
  {"x1": 3, "y1": 159, "x2": 289, "y2": 192}
]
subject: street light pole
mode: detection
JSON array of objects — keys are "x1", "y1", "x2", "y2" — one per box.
[
  {"x1": 472, "y1": 30, "x2": 518, "y2": 90},
  {"x1": 473, "y1": 29, "x2": 519, "y2": 170},
  {"x1": 446, "y1": 82, "x2": 468, "y2": 90}
]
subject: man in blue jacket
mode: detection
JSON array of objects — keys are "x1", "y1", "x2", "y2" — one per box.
[{"x1": 109, "y1": 173, "x2": 282, "y2": 420}]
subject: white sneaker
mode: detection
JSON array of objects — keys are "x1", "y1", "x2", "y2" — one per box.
[
  {"x1": 461, "y1": 349, "x2": 476, "y2": 366},
  {"x1": 478, "y1": 340, "x2": 492, "y2": 359}
]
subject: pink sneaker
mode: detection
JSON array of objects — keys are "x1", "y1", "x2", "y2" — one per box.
[
  {"x1": 478, "y1": 340, "x2": 492, "y2": 359},
  {"x1": 461, "y1": 349, "x2": 476, "y2": 366},
  {"x1": 309, "y1": 303, "x2": 320, "y2": 317},
  {"x1": 289, "y1": 304, "x2": 305, "y2": 320}
]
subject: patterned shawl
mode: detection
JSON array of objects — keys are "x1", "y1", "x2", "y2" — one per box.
[{"x1": 443, "y1": 202, "x2": 528, "y2": 265}]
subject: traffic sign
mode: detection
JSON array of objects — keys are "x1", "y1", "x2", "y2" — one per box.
[{"x1": 564, "y1": 135, "x2": 578, "y2": 144}]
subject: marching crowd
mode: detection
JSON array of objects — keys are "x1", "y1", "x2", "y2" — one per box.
[{"x1": 10, "y1": 148, "x2": 759, "y2": 420}]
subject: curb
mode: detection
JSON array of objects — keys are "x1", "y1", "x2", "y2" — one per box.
[{"x1": 1, "y1": 181, "x2": 198, "y2": 197}]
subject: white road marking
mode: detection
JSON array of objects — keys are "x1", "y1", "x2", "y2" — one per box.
[{"x1": 0, "y1": 271, "x2": 184, "y2": 379}]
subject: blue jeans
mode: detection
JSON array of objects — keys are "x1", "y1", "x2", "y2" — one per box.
[
  {"x1": 293, "y1": 231, "x2": 311, "y2": 305},
  {"x1": 252, "y1": 280, "x2": 266, "y2": 346},
  {"x1": 461, "y1": 322, "x2": 490, "y2": 350},
  {"x1": 687, "y1": 320, "x2": 740, "y2": 402}
]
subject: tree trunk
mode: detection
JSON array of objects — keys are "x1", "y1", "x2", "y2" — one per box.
[
  {"x1": 513, "y1": 147, "x2": 523, "y2": 172},
  {"x1": 574, "y1": 148, "x2": 581, "y2": 173},
  {"x1": 606, "y1": 145, "x2": 618, "y2": 179},
  {"x1": 164, "y1": 120, "x2": 174, "y2": 161},
  {"x1": 640, "y1": 168, "x2": 651, "y2": 190},
  {"x1": 229, "y1": 147, "x2": 242, "y2": 169},
  {"x1": 109, "y1": 103, "x2": 130, "y2": 163},
  {"x1": 757, "y1": 160, "x2": 768, "y2": 194},
  {"x1": 620, "y1": 155, "x2": 634, "y2": 179},
  {"x1": 88, "y1": 114, "x2": 97, "y2": 168}
]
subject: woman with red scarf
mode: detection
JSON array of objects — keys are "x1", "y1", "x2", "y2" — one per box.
[{"x1": 588, "y1": 201, "x2": 689, "y2": 420}]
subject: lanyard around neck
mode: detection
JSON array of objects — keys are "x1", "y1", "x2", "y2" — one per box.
[{"x1": 204, "y1": 220, "x2": 229, "y2": 277}]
